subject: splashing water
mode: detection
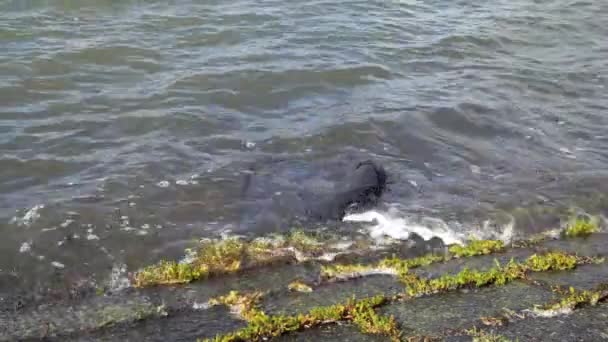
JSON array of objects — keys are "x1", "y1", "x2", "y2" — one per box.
[{"x1": 343, "y1": 210, "x2": 465, "y2": 245}]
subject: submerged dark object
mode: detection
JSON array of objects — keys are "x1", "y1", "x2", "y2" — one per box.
[
  {"x1": 305, "y1": 160, "x2": 387, "y2": 221},
  {"x1": 238, "y1": 158, "x2": 388, "y2": 232}
]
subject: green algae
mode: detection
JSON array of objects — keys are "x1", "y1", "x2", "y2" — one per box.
[
  {"x1": 288, "y1": 280, "x2": 313, "y2": 293},
  {"x1": 400, "y1": 252, "x2": 589, "y2": 297},
  {"x1": 320, "y1": 253, "x2": 449, "y2": 282},
  {"x1": 348, "y1": 296, "x2": 401, "y2": 341},
  {"x1": 133, "y1": 230, "x2": 341, "y2": 287},
  {"x1": 320, "y1": 263, "x2": 395, "y2": 281},
  {"x1": 133, "y1": 231, "x2": 515, "y2": 288},
  {"x1": 539, "y1": 284, "x2": 608, "y2": 313},
  {"x1": 448, "y1": 239, "x2": 505, "y2": 258},
  {"x1": 133, "y1": 238, "x2": 245, "y2": 287},
  {"x1": 95, "y1": 303, "x2": 162, "y2": 328},
  {"x1": 202, "y1": 251, "x2": 599, "y2": 341},
  {"x1": 321, "y1": 239, "x2": 501, "y2": 282},
  {"x1": 400, "y1": 260, "x2": 523, "y2": 296},
  {"x1": 380, "y1": 253, "x2": 446, "y2": 272},
  {"x1": 284, "y1": 230, "x2": 325, "y2": 254},
  {"x1": 208, "y1": 290, "x2": 265, "y2": 321},
  {"x1": 465, "y1": 327, "x2": 514, "y2": 342},
  {"x1": 563, "y1": 217, "x2": 600, "y2": 238},
  {"x1": 202, "y1": 295, "x2": 401, "y2": 342},
  {"x1": 525, "y1": 252, "x2": 578, "y2": 271}
]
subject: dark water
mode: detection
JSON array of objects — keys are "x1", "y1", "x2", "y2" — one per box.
[{"x1": 1, "y1": 0, "x2": 608, "y2": 307}]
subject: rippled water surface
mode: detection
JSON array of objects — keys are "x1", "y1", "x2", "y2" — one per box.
[{"x1": 1, "y1": 0, "x2": 608, "y2": 303}]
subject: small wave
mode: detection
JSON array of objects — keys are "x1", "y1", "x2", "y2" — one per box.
[
  {"x1": 343, "y1": 210, "x2": 464, "y2": 245},
  {"x1": 10, "y1": 204, "x2": 44, "y2": 226},
  {"x1": 344, "y1": 207, "x2": 522, "y2": 246},
  {"x1": 108, "y1": 263, "x2": 131, "y2": 292}
]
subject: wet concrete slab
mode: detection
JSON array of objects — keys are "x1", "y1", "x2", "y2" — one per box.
[
  {"x1": 260, "y1": 275, "x2": 403, "y2": 316},
  {"x1": 143, "y1": 262, "x2": 320, "y2": 312},
  {"x1": 529, "y1": 262, "x2": 608, "y2": 290},
  {"x1": 538, "y1": 233, "x2": 608, "y2": 257},
  {"x1": 379, "y1": 281, "x2": 555, "y2": 337},
  {"x1": 0, "y1": 294, "x2": 156, "y2": 341},
  {"x1": 497, "y1": 302, "x2": 608, "y2": 341},
  {"x1": 273, "y1": 323, "x2": 390, "y2": 342},
  {"x1": 413, "y1": 248, "x2": 535, "y2": 279},
  {"x1": 6, "y1": 234, "x2": 608, "y2": 341},
  {"x1": 62, "y1": 305, "x2": 246, "y2": 342}
]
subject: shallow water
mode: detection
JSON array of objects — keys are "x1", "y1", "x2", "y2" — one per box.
[{"x1": 1, "y1": 0, "x2": 608, "y2": 307}]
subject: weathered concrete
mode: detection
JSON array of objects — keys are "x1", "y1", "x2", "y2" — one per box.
[
  {"x1": 530, "y1": 262, "x2": 608, "y2": 290},
  {"x1": 274, "y1": 324, "x2": 390, "y2": 342},
  {"x1": 380, "y1": 281, "x2": 555, "y2": 337},
  {"x1": 65, "y1": 306, "x2": 246, "y2": 342},
  {"x1": 5, "y1": 233, "x2": 608, "y2": 342},
  {"x1": 498, "y1": 302, "x2": 608, "y2": 342},
  {"x1": 261, "y1": 275, "x2": 403, "y2": 316}
]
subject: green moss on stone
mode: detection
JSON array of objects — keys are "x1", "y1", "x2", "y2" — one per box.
[
  {"x1": 563, "y1": 218, "x2": 599, "y2": 238},
  {"x1": 133, "y1": 238, "x2": 245, "y2": 287},
  {"x1": 288, "y1": 280, "x2": 313, "y2": 293},
  {"x1": 540, "y1": 285, "x2": 608, "y2": 312},
  {"x1": 208, "y1": 290, "x2": 264, "y2": 321},
  {"x1": 525, "y1": 252, "x2": 578, "y2": 271},
  {"x1": 466, "y1": 327, "x2": 514, "y2": 342},
  {"x1": 284, "y1": 230, "x2": 324, "y2": 254},
  {"x1": 349, "y1": 296, "x2": 401, "y2": 341},
  {"x1": 401, "y1": 252, "x2": 585, "y2": 296},
  {"x1": 202, "y1": 295, "x2": 401, "y2": 342},
  {"x1": 321, "y1": 239, "x2": 503, "y2": 283},
  {"x1": 320, "y1": 263, "x2": 392, "y2": 280},
  {"x1": 133, "y1": 261, "x2": 205, "y2": 287},
  {"x1": 449, "y1": 239, "x2": 505, "y2": 258}
]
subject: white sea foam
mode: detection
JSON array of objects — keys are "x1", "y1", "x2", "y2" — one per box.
[
  {"x1": 51, "y1": 261, "x2": 65, "y2": 269},
  {"x1": 86, "y1": 233, "x2": 100, "y2": 240},
  {"x1": 193, "y1": 302, "x2": 212, "y2": 310},
  {"x1": 157, "y1": 180, "x2": 170, "y2": 188},
  {"x1": 19, "y1": 242, "x2": 32, "y2": 253},
  {"x1": 343, "y1": 210, "x2": 464, "y2": 245},
  {"x1": 10, "y1": 204, "x2": 44, "y2": 226},
  {"x1": 528, "y1": 306, "x2": 572, "y2": 317},
  {"x1": 343, "y1": 202, "x2": 522, "y2": 247},
  {"x1": 108, "y1": 263, "x2": 131, "y2": 292}
]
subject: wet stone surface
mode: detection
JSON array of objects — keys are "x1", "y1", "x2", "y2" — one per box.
[
  {"x1": 143, "y1": 262, "x2": 320, "y2": 312},
  {"x1": 379, "y1": 281, "x2": 555, "y2": 337},
  {"x1": 4, "y1": 234, "x2": 608, "y2": 341},
  {"x1": 539, "y1": 234, "x2": 608, "y2": 258},
  {"x1": 530, "y1": 262, "x2": 608, "y2": 291},
  {"x1": 273, "y1": 323, "x2": 390, "y2": 342},
  {"x1": 497, "y1": 302, "x2": 608, "y2": 342},
  {"x1": 62, "y1": 305, "x2": 245, "y2": 342},
  {"x1": 261, "y1": 275, "x2": 403, "y2": 316},
  {"x1": 413, "y1": 248, "x2": 535, "y2": 279},
  {"x1": 0, "y1": 294, "x2": 156, "y2": 341}
]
